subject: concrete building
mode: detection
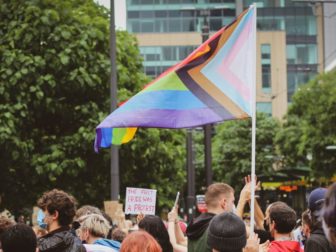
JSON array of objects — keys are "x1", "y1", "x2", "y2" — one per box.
[{"x1": 126, "y1": 0, "x2": 332, "y2": 119}]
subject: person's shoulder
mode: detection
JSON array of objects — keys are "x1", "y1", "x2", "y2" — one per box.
[{"x1": 305, "y1": 235, "x2": 329, "y2": 252}]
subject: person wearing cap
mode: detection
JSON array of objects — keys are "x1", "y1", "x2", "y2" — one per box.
[
  {"x1": 322, "y1": 182, "x2": 336, "y2": 247},
  {"x1": 304, "y1": 187, "x2": 334, "y2": 252},
  {"x1": 207, "y1": 212, "x2": 261, "y2": 252},
  {"x1": 207, "y1": 212, "x2": 247, "y2": 252}
]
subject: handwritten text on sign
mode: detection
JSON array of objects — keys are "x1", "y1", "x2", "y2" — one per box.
[{"x1": 125, "y1": 187, "x2": 157, "y2": 215}]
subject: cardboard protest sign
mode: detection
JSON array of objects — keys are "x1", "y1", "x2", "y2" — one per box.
[
  {"x1": 104, "y1": 201, "x2": 123, "y2": 221},
  {"x1": 125, "y1": 187, "x2": 157, "y2": 215}
]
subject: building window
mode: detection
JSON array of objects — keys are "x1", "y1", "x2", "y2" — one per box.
[
  {"x1": 261, "y1": 44, "x2": 271, "y2": 93},
  {"x1": 285, "y1": 16, "x2": 316, "y2": 36},
  {"x1": 287, "y1": 70, "x2": 317, "y2": 101},
  {"x1": 257, "y1": 102, "x2": 272, "y2": 116},
  {"x1": 262, "y1": 65, "x2": 271, "y2": 93},
  {"x1": 140, "y1": 45, "x2": 197, "y2": 77},
  {"x1": 286, "y1": 44, "x2": 317, "y2": 65}
]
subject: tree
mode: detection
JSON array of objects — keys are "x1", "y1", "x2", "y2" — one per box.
[
  {"x1": 204, "y1": 113, "x2": 281, "y2": 192},
  {"x1": 0, "y1": 0, "x2": 186, "y2": 214},
  {"x1": 276, "y1": 71, "x2": 336, "y2": 178}
]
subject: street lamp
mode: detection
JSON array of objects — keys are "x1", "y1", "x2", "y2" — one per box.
[
  {"x1": 200, "y1": 9, "x2": 213, "y2": 187},
  {"x1": 186, "y1": 128, "x2": 195, "y2": 222}
]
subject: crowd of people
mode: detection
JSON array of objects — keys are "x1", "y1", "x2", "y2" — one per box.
[{"x1": 0, "y1": 178, "x2": 335, "y2": 252}]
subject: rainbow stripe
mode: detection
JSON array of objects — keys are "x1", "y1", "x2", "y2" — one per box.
[{"x1": 95, "y1": 6, "x2": 256, "y2": 150}]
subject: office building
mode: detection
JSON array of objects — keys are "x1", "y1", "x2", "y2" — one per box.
[{"x1": 126, "y1": 0, "x2": 332, "y2": 119}]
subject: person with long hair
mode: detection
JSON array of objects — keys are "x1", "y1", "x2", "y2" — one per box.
[
  {"x1": 323, "y1": 182, "x2": 336, "y2": 246},
  {"x1": 139, "y1": 215, "x2": 173, "y2": 252},
  {"x1": 120, "y1": 231, "x2": 162, "y2": 252}
]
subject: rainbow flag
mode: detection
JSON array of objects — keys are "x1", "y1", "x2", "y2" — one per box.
[{"x1": 95, "y1": 5, "x2": 256, "y2": 151}]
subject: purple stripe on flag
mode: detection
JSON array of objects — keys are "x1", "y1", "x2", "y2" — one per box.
[{"x1": 96, "y1": 108, "x2": 234, "y2": 129}]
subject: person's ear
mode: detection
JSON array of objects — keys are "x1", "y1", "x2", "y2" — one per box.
[
  {"x1": 220, "y1": 198, "x2": 226, "y2": 210},
  {"x1": 84, "y1": 229, "x2": 90, "y2": 240},
  {"x1": 52, "y1": 210, "x2": 59, "y2": 221},
  {"x1": 270, "y1": 220, "x2": 276, "y2": 230}
]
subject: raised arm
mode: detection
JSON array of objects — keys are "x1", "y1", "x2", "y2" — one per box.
[{"x1": 167, "y1": 208, "x2": 187, "y2": 252}]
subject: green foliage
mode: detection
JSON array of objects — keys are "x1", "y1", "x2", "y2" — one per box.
[
  {"x1": 276, "y1": 71, "x2": 336, "y2": 177},
  {"x1": 119, "y1": 128, "x2": 186, "y2": 209},
  {"x1": 209, "y1": 113, "x2": 280, "y2": 191},
  {"x1": 0, "y1": 0, "x2": 185, "y2": 214}
]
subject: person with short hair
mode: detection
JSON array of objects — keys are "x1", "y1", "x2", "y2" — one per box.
[
  {"x1": 37, "y1": 189, "x2": 85, "y2": 252},
  {"x1": 111, "y1": 228, "x2": 126, "y2": 243},
  {"x1": 186, "y1": 183, "x2": 235, "y2": 252},
  {"x1": 120, "y1": 230, "x2": 162, "y2": 252},
  {"x1": 0, "y1": 224, "x2": 36, "y2": 252},
  {"x1": 77, "y1": 214, "x2": 120, "y2": 251},
  {"x1": 267, "y1": 203, "x2": 302, "y2": 252},
  {"x1": 322, "y1": 182, "x2": 336, "y2": 246},
  {"x1": 75, "y1": 205, "x2": 102, "y2": 221},
  {"x1": 305, "y1": 187, "x2": 335, "y2": 252}
]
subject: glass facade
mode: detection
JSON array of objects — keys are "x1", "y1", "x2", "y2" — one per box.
[
  {"x1": 140, "y1": 46, "x2": 197, "y2": 77},
  {"x1": 257, "y1": 102, "x2": 272, "y2": 116},
  {"x1": 127, "y1": 8, "x2": 235, "y2": 33},
  {"x1": 243, "y1": 0, "x2": 319, "y2": 101},
  {"x1": 127, "y1": 0, "x2": 320, "y2": 104},
  {"x1": 127, "y1": 0, "x2": 236, "y2": 78}
]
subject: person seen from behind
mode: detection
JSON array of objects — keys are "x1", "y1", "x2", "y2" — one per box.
[
  {"x1": 322, "y1": 182, "x2": 336, "y2": 247},
  {"x1": 267, "y1": 202, "x2": 302, "y2": 252},
  {"x1": 77, "y1": 213, "x2": 120, "y2": 251},
  {"x1": 0, "y1": 224, "x2": 36, "y2": 252},
  {"x1": 207, "y1": 211, "x2": 260, "y2": 252},
  {"x1": 120, "y1": 230, "x2": 162, "y2": 252},
  {"x1": 187, "y1": 183, "x2": 235, "y2": 252},
  {"x1": 138, "y1": 215, "x2": 173, "y2": 252}
]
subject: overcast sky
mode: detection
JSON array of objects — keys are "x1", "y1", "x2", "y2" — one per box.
[{"x1": 96, "y1": 0, "x2": 126, "y2": 30}]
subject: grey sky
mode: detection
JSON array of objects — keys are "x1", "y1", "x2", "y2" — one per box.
[{"x1": 96, "y1": 0, "x2": 126, "y2": 30}]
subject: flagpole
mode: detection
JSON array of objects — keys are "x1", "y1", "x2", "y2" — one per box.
[
  {"x1": 110, "y1": 0, "x2": 119, "y2": 201},
  {"x1": 250, "y1": 3, "x2": 257, "y2": 235}
]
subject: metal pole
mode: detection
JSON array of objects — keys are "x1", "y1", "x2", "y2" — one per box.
[
  {"x1": 110, "y1": 0, "x2": 119, "y2": 201},
  {"x1": 204, "y1": 124, "x2": 213, "y2": 186},
  {"x1": 202, "y1": 11, "x2": 213, "y2": 186},
  {"x1": 186, "y1": 129, "x2": 195, "y2": 222}
]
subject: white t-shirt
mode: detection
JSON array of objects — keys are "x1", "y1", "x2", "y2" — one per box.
[{"x1": 84, "y1": 244, "x2": 118, "y2": 252}]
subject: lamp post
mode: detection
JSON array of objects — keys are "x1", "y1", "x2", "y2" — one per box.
[
  {"x1": 186, "y1": 8, "x2": 212, "y2": 222},
  {"x1": 110, "y1": 0, "x2": 119, "y2": 201},
  {"x1": 200, "y1": 9, "x2": 213, "y2": 187},
  {"x1": 186, "y1": 129, "x2": 195, "y2": 222}
]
